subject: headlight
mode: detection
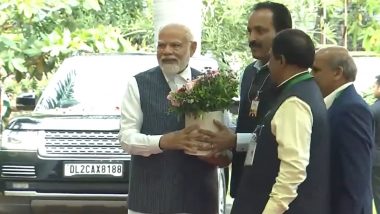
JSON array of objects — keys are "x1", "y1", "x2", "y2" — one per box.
[{"x1": 1, "y1": 130, "x2": 45, "y2": 151}]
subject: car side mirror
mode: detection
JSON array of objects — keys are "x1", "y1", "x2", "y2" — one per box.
[{"x1": 16, "y1": 93, "x2": 36, "y2": 111}]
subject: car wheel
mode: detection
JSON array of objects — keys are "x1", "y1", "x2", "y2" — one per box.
[{"x1": 218, "y1": 169, "x2": 226, "y2": 214}]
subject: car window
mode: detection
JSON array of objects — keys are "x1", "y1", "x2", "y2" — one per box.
[{"x1": 35, "y1": 54, "x2": 218, "y2": 115}]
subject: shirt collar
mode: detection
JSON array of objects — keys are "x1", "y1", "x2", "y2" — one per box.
[
  {"x1": 277, "y1": 71, "x2": 309, "y2": 87},
  {"x1": 324, "y1": 82, "x2": 353, "y2": 109},
  {"x1": 254, "y1": 60, "x2": 268, "y2": 71},
  {"x1": 162, "y1": 65, "x2": 192, "y2": 83}
]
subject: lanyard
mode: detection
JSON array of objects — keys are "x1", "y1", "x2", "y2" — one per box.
[{"x1": 248, "y1": 67, "x2": 270, "y2": 102}]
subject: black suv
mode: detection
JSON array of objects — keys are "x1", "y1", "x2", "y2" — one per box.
[{"x1": 0, "y1": 53, "x2": 226, "y2": 214}]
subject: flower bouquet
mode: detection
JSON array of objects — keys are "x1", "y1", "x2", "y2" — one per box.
[{"x1": 167, "y1": 69, "x2": 239, "y2": 155}]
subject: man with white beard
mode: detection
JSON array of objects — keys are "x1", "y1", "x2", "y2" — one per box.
[{"x1": 118, "y1": 23, "x2": 227, "y2": 214}]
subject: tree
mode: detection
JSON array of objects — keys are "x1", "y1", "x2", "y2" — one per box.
[
  {"x1": 0, "y1": 0, "x2": 152, "y2": 97},
  {"x1": 202, "y1": 0, "x2": 253, "y2": 70},
  {"x1": 2, "y1": 0, "x2": 380, "y2": 99}
]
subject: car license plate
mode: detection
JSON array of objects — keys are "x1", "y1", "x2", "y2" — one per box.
[{"x1": 64, "y1": 163, "x2": 123, "y2": 177}]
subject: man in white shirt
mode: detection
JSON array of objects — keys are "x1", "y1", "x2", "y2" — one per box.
[
  {"x1": 119, "y1": 23, "x2": 227, "y2": 214},
  {"x1": 312, "y1": 46, "x2": 374, "y2": 214}
]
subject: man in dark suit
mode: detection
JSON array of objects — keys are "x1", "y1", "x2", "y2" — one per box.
[
  {"x1": 201, "y1": 29, "x2": 331, "y2": 214},
  {"x1": 312, "y1": 46, "x2": 374, "y2": 214},
  {"x1": 371, "y1": 75, "x2": 380, "y2": 213},
  {"x1": 228, "y1": 1, "x2": 293, "y2": 198}
]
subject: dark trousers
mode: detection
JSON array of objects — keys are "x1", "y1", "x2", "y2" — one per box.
[
  {"x1": 373, "y1": 166, "x2": 380, "y2": 213},
  {"x1": 229, "y1": 152, "x2": 246, "y2": 198},
  {"x1": 224, "y1": 167, "x2": 229, "y2": 193}
]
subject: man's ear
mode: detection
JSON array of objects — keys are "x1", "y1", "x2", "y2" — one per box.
[
  {"x1": 190, "y1": 41, "x2": 197, "y2": 56},
  {"x1": 333, "y1": 66, "x2": 344, "y2": 80}
]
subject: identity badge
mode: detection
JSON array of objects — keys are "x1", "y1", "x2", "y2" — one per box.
[
  {"x1": 244, "y1": 134, "x2": 257, "y2": 166},
  {"x1": 249, "y1": 100, "x2": 259, "y2": 117}
]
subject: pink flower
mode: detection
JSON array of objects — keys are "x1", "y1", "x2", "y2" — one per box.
[
  {"x1": 170, "y1": 99, "x2": 181, "y2": 107},
  {"x1": 206, "y1": 70, "x2": 220, "y2": 78},
  {"x1": 185, "y1": 81, "x2": 195, "y2": 90},
  {"x1": 176, "y1": 79, "x2": 199, "y2": 91},
  {"x1": 211, "y1": 70, "x2": 220, "y2": 77},
  {"x1": 167, "y1": 92, "x2": 181, "y2": 107},
  {"x1": 177, "y1": 86, "x2": 187, "y2": 92},
  {"x1": 167, "y1": 93, "x2": 173, "y2": 100}
]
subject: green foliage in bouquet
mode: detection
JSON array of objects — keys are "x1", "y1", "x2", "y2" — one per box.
[{"x1": 167, "y1": 70, "x2": 239, "y2": 117}]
